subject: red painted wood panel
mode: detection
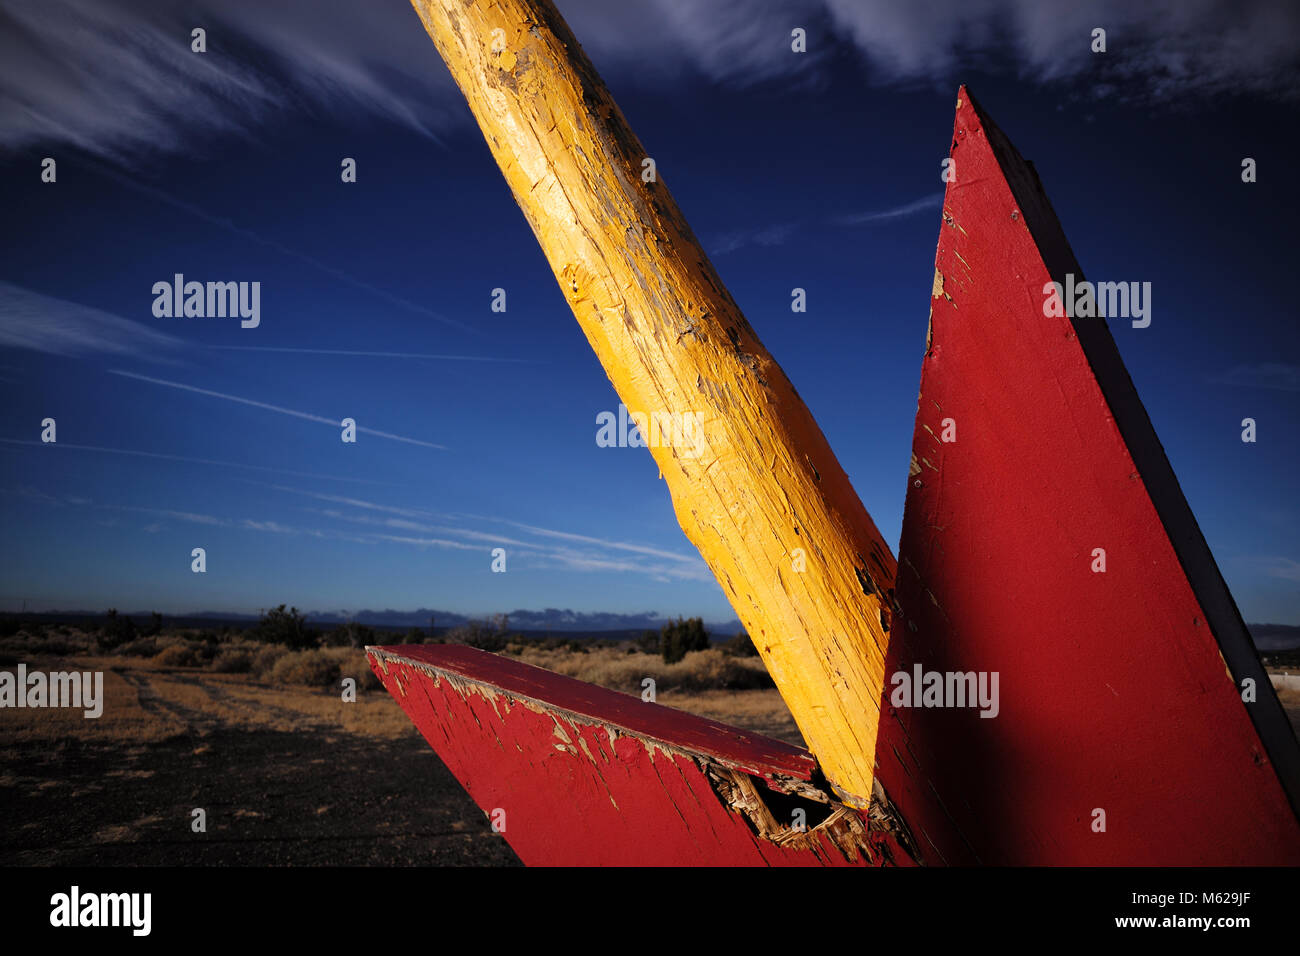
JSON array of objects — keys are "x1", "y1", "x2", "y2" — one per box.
[
  {"x1": 367, "y1": 645, "x2": 917, "y2": 866},
  {"x1": 880, "y1": 87, "x2": 1300, "y2": 866}
]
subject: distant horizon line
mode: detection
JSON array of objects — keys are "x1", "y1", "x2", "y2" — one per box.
[
  {"x1": 5, "y1": 605, "x2": 1300, "y2": 637},
  {"x1": 0, "y1": 605, "x2": 748, "y2": 630}
]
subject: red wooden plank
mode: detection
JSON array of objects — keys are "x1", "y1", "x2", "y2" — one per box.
[
  {"x1": 880, "y1": 87, "x2": 1300, "y2": 866},
  {"x1": 366, "y1": 645, "x2": 919, "y2": 866}
]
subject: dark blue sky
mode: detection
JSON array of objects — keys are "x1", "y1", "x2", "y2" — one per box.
[{"x1": 1, "y1": 0, "x2": 1297, "y2": 624}]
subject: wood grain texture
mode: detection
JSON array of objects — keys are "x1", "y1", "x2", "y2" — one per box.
[
  {"x1": 367, "y1": 645, "x2": 920, "y2": 866},
  {"x1": 407, "y1": 0, "x2": 896, "y2": 808},
  {"x1": 880, "y1": 87, "x2": 1300, "y2": 865}
]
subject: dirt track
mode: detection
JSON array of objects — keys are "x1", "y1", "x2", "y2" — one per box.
[{"x1": 0, "y1": 658, "x2": 521, "y2": 866}]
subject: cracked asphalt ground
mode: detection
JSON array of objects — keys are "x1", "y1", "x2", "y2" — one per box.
[{"x1": 0, "y1": 656, "x2": 521, "y2": 866}]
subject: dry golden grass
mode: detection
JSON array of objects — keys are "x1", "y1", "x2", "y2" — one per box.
[
  {"x1": 657, "y1": 688, "x2": 805, "y2": 745},
  {"x1": 1, "y1": 629, "x2": 803, "y2": 750},
  {"x1": 1271, "y1": 681, "x2": 1300, "y2": 737},
  {"x1": 512, "y1": 645, "x2": 772, "y2": 692},
  {"x1": 0, "y1": 651, "x2": 410, "y2": 745},
  {"x1": 510, "y1": 644, "x2": 802, "y2": 745},
  {"x1": 6, "y1": 626, "x2": 1297, "y2": 761},
  {"x1": 5, "y1": 625, "x2": 1297, "y2": 756},
  {"x1": 0, "y1": 656, "x2": 185, "y2": 744},
  {"x1": 207, "y1": 675, "x2": 415, "y2": 739}
]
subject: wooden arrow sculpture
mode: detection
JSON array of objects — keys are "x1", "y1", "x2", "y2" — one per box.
[{"x1": 367, "y1": 1, "x2": 1300, "y2": 866}]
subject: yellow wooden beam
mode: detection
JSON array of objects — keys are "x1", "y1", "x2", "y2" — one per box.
[{"x1": 409, "y1": 0, "x2": 896, "y2": 808}]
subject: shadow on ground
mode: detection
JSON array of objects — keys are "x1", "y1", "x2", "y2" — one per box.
[{"x1": 1, "y1": 729, "x2": 521, "y2": 866}]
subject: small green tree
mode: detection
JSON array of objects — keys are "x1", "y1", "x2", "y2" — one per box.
[
  {"x1": 660, "y1": 616, "x2": 709, "y2": 664},
  {"x1": 322, "y1": 621, "x2": 377, "y2": 648},
  {"x1": 447, "y1": 617, "x2": 510, "y2": 652},
  {"x1": 634, "y1": 629, "x2": 660, "y2": 654},
  {"x1": 253, "y1": 605, "x2": 316, "y2": 649},
  {"x1": 720, "y1": 631, "x2": 759, "y2": 657},
  {"x1": 100, "y1": 608, "x2": 137, "y2": 650}
]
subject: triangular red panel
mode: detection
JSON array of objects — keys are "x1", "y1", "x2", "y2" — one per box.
[
  {"x1": 880, "y1": 87, "x2": 1300, "y2": 865},
  {"x1": 367, "y1": 645, "x2": 916, "y2": 866}
]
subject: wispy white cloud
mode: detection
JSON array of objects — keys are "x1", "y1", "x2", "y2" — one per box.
[
  {"x1": 11, "y1": 474, "x2": 713, "y2": 580},
  {"x1": 821, "y1": 0, "x2": 1300, "y2": 100},
  {"x1": 3, "y1": 0, "x2": 1293, "y2": 163},
  {"x1": 1230, "y1": 555, "x2": 1300, "y2": 585},
  {"x1": 13, "y1": 485, "x2": 61, "y2": 505},
  {"x1": 710, "y1": 193, "x2": 944, "y2": 257},
  {"x1": 265, "y1": 486, "x2": 435, "y2": 519},
  {"x1": 269, "y1": 485, "x2": 711, "y2": 580},
  {"x1": 709, "y1": 222, "x2": 800, "y2": 256},
  {"x1": 310, "y1": 506, "x2": 535, "y2": 548},
  {"x1": 210, "y1": 346, "x2": 534, "y2": 363},
  {"x1": 116, "y1": 504, "x2": 229, "y2": 526},
  {"x1": 11, "y1": 486, "x2": 380, "y2": 539},
  {"x1": 1261, "y1": 557, "x2": 1300, "y2": 583},
  {"x1": 0, "y1": 437, "x2": 397, "y2": 485},
  {"x1": 107, "y1": 370, "x2": 448, "y2": 450},
  {"x1": 370, "y1": 533, "x2": 493, "y2": 553},
  {"x1": 583, "y1": 0, "x2": 827, "y2": 87},
  {"x1": 0, "y1": 0, "x2": 459, "y2": 161},
  {"x1": 484, "y1": 516, "x2": 704, "y2": 566},
  {"x1": 240, "y1": 518, "x2": 301, "y2": 534},
  {"x1": 0, "y1": 281, "x2": 186, "y2": 359},
  {"x1": 527, "y1": 546, "x2": 711, "y2": 581},
  {"x1": 833, "y1": 194, "x2": 944, "y2": 226},
  {"x1": 88, "y1": 168, "x2": 475, "y2": 334},
  {"x1": 1214, "y1": 363, "x2": 1300, "y2": 392}
]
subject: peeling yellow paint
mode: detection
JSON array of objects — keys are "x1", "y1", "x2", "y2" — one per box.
[{"x1": 932, "y1": 267, "x2": 955, "y2": 308}]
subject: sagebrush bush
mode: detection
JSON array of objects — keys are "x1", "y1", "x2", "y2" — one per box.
[
  {"x1": 335, "y1": 650, "x2": 383, "y2": 692},
  {"x1": 670, "y1": 650, "x2": 773, "y2": 691},
  {"x1": 3, "y1": 635, "x2": 77, "y2": 656},
  {"x1": 211, "y1": 647, "x2": 254, "y2": 673},
  {"x1": 250, "y1": 644, "x2": 290, "y2": 679},
  {"x1": 517, "y1": 646, "x2": 773, "y2": 694},
  {"x1": 152, "y1": 642, "x2": 204, "y2": 667},
  {"x1": 116, "y1": 637, "x2": 159, "y2": 658},
  {"x1": 269, "y1": 650, "x2": 341, "y2": 688}
]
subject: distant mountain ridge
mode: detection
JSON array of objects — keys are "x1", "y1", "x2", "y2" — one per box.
[
  {"x1": 9, "y1": 607, "x2": 1299, "y2": 647},
  {"x1": 1248, "y1": 623, "x2": 1300, "y2": 651},
  {"x1": 299, "y1": 607, "x2": 747, "y2": 635},
  {"x1": 14, "y1": 606, "x2": 748, "y2": 636}
]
